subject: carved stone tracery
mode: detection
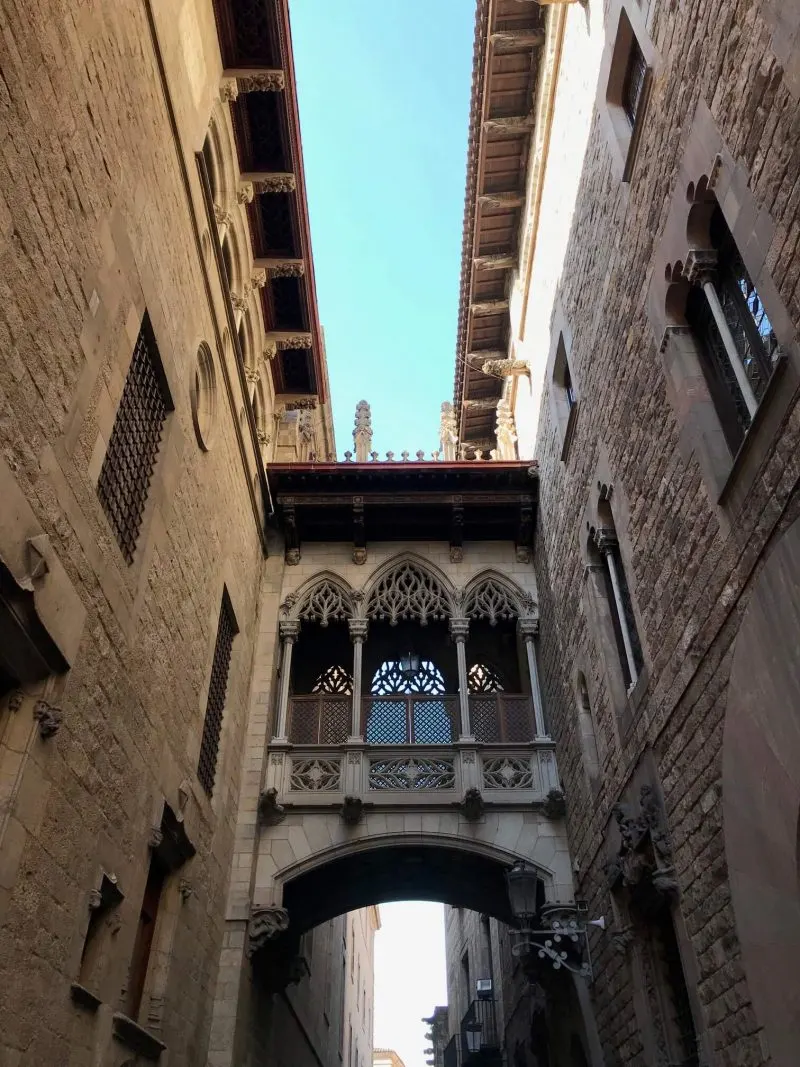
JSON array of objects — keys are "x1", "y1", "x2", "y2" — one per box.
[
  {"x1": 463, "y1": 576, "x2": 521, "y2": 625},
  {"x1": 297, "y1": 579, "x2": 352, "y2": 626},
  {"x1": 367, "y1": 561, "x2": 450, "y2": 626}
]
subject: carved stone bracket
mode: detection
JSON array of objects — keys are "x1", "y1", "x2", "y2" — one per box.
[
  {"x1": 682, "y1": 248, "x2": 718, "y2": 287},
  {"x1": 247, "y1": 905, "x2": 290, "y2": 958},
  {"x1": 219, "y1": 76, "x2": 239, "y2": 103},
  {"x1": 251, "y1": 268, "x2": 267, "y2": 290},
  {"x1": 482, "y1": 358, "x2": 530, "y2": 378},
  {"x1": 542, "y1": 788, "x2": 566, "y2": 819},
  {"x1": 148, "y1": 826, "x2": 164, "y2": 850},
  {"x1": 258, "y1": 787, "x2": 287, "y2": 826},
  {"x1": 604, "y1": 784, "x2": 678, "y2": 911},
  {"x1": 276, "y1": 333, "x2": 313, "y2": 350},
  {"x1": 33, "y1": 700, "x2": 62, "y2": 738},
  {"x1": 340, "y1": 795, "x2": 365, "y2": 825},
  {"x1": 458, "y1": 787, "x2": 485, "y2": 822},
  {"x1": 266, "y1": 259, "x2": 305, "y2": 278},
  {"x1": 7, "y1": 690, "x2": 24, "y2": 713},
  {"x1": 483, "y1": 114, "x2": 534, "y2": 136},
  {"x1": 232, "y1": 69, "x2": 286, "y2": 93},
  {"x1": 237, "y1": 182, "x2": 254, "y2": 205},
  {"x1": 248, "y1": 173, "x2": 296, "y2": 194},
  {"x1": 471, "y1": 299, "x2": 510, "y2": 316},
  {"x1": 263, "y1": 341, "x2": 278, "y2": 362}
]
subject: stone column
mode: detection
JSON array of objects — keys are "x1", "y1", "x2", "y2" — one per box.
[
  {"x1": 518, "y1": 618, "x2": 548, "y2": 739},
  {"x1": 348, "y1": 619, "x2": 368, "y2": 740},
  {"x1": 273, "y1": 620, "x2": 300, "y2": 740},
  {"x1": 684, "y1": 249, "x2": 758, "y2": 417},
  {"x1": 595, "y1": 530, "x2": 638, "y2": 688},
  {"x1": 450, "y1": 618, "x2": 472, "y2": 740}
]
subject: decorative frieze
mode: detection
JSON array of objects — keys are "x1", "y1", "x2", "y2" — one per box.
[
  {"x1": 240, "y1": 171, "x2": 297, "y2": 194},
  {"x1": 368, "y1": 756, "x2": 455, "y2": 790},
  {"x1": 260, "y1": 258, "x2": 305, "y2": 278},
  {"x1": 276, "y1": 333, "x2": 313, "y2": 350},
  {"x1": 223, "y1": 68, "x2": 286, "y2": 93},
  {"x1": 289, "y1": 758, "x2": 342, "y2": 791}
]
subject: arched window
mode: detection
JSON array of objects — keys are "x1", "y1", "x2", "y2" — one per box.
[
  {"x1": 370, "y1": 660, "x2": 445, "y2": 696},
  {"x1": 685, "y1": 201, "x2": 780, "y2": 454},
  {"x1": 312, "y1": 665, "x2": 353, "y2": 695},
  {"x1": 592, "y1": 500, "x2": 643, "y2": 692},
  {"x1": 467, "y1": 662, "x2": 504, "y2": 693}
]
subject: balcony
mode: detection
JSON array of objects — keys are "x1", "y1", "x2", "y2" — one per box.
[
  {"x1": 286, "y1": 693, "x2": 536, "y2": 747},
  {"x1": 443, "y1": 1001, "x2": 502, "y2": 1067}
]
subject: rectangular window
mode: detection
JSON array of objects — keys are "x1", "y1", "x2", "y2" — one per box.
[
  {"x1": 97, "y1": 313, "x2": 172, "y2": 564},
  {"x1": 622, "y1": 35, "x2": 647, "y2": 128},
  {"x1": 197, "y1": 591, "x2": 238, "y2": 796}
]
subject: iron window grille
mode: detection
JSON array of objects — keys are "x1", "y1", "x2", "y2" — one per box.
[
  {"x1": 197, "y1": 592, "x2": 238, "y2": 796},
  {"x1": 622, "y1": 36, "x2": 647, "y2": 128},
  {"x1": 97, "y1": 314, "x2": 173, "y2": 564}
]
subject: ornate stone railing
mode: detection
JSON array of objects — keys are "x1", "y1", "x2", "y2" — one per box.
[{"x1": 265, "y1": 743, "x2": 560, "y2": 804}]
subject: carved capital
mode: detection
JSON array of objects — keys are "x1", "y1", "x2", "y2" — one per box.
[
  {"x1": 263, "y1": 341, "x2": 278, "y2": 362},
  {"x1": 517, "y1": 616, "x2": 539, "y2": 639},
  {"x1": 213, "y1": 203, "x2": 233, "y2": 228},
  {"x1": 449, "y1": 618, "x2": 469, "y2": 641},
  {"x1": 348, "y1": 618, "x2": 369, "y2": 641},
  {"x1": 682, "y1": 248, "x2": 718, "y2": 287},
  {"x1": 250, "y1": 268, "x2": 267, "y2": 290},
  {"x1": 247, "y1": 906, "x2": 290, "y2": 958},
  {"x1": 251, "y1": 173, "x2": 296, "y2": 194},
  {"x1": 279, "y1": 619, "x2": 301, "y2": 642},
  {"x1": 593, "y1": 526, "x2": 618, "y2": 555},
  {"x1": 33, "y1": 700, "x2": 61, "y2": 738},
  {"x1": 238, "y1": 70, "x2": 285, "y2": 93}
]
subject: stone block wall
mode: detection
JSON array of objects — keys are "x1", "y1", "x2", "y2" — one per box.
[
  {"x1": 0, "y1": 0, "x2": 267, "y2": 1063},
  {"x1": 524, "y1": 0, "x2": 800, "y2": 1064}
]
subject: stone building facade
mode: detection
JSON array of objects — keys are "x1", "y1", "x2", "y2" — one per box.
[
  {"x1": 454, "y1": 0, "x2": 800, "y2": 1066},
  {"x1": 0, "y1": 0, "x2": 335, "y2": 1064}
]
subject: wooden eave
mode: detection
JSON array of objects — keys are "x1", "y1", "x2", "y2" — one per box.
[
  {"x1": 454, "y1": 0, "x2": 545, "y2": 450},
  {"x1": 213, "y1": 0, "x2": 326, "y2": 400},
  {"x1": 268, "y1": 461, "x2": 538, "y2": 549}
]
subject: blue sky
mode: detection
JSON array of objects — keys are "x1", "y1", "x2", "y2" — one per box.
[{"x1": 289, "y1": 0, "x2": 474, "y2": 459}]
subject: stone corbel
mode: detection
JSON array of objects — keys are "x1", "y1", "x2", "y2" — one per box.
[
  {"x1": 258, "y1": 787, "x2": 287, "y2": 826},
  {"x1": 33, "y1": 699, "x2": 62, "y2": 739},
  {"x1": 276, "y1": 333, "x2": 313, "y2": 350},
  {"x1": 263, "y1": 341, "x2": 278, "y2": 362},
  {"x1": 237, "y1": 182, "x2": 255, "y2": 205},
  {"x1": 223, "y1": 68, "x2": 286, "y2": 93},
  {"x1": 219, "y1": 76, "x2": 239, "y2": 103},
  {"x1": 246, "y1": 905, "x2": 290, "y2": 958},
  {"x1": 251, "y1": 268, "x2": 267, "y2": 290},
  {"x1": 471, "y1": 299, "x2": 510, "y2": 316},
  {"x1": 340, "y1": 795, "x2": 365, "y2": 825},
  {"x1": 457, "y1": 787, "x2": 485, "y2": 822},
  {"x1": 482, "y1": 358, "x2": 530, "y2": 378},
  {"x1": 483, "y1": 114, "x2": 534, "y2": 136},
  {"x1": 239, "y1": 171, "x2": 296, "y2": 194},
  {"x1": 450, "y1": 498, "x2": 464, "y2": 563}
]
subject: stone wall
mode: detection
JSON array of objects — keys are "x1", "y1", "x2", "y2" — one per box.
[
  {"x1": 524, "y1": 0, "x2": 800, "y2": 1064},
  {"x1": 0, "y1": 0, "x2": 268, "y2": 1063}
]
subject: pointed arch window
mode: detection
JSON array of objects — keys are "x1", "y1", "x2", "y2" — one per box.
[
  {"x1": 311, "y1": 665, "x2": 353, "y2": 695},
  {"x1": 467, "y1": 663, "x2": 504, "y2": 694}
]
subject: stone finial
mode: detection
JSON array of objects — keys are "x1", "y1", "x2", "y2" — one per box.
[
  {"x1": 495, "y1": 398, "x2": 517, "y2": 460},
  {"x1": 416, "y1": 450, "x2": 425, "y2": 461},
  {"x1": 353, "y1": 400, "x2": 372, "y2": 462},
  {"x1": 439, "y1": 401, "x2": 458, "y2": 461}
]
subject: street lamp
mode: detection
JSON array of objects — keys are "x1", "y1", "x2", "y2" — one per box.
[
  {"x1": 399, "y1": 652, "x2": 421, "y2": 681},
  {"x1": 464, "y1": 1019, "x2": 483, "y2": 1055},
  {"x1": 504, "y1": 862, "x2": 601, "y2": 981}
]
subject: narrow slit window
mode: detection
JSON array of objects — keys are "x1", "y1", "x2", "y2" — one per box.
[
  {"x1": 197, "y1": 591, "x2": 238, "y2": 796},
  {"x1": 97, "y1": 314, "x2": 172, "y2": 564}
]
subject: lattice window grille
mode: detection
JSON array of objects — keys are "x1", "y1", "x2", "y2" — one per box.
[
  {"x1": 482, "y1": 756, "x2": 534, "y2": 790},
  {"x1": 622, "y1": 35, "x2": 647, "y2": 128},
  {"x1": 471, "y1": 697, "x2": 501, "y2": 744},
  {"x1": 368, "y1": 756, "x2": 455, "y2": 791},
  {"x1": 463, "y1": 579, "x2": 519, "y2": 626},
  {"x1": 298, "y1": 581, "x2": 351, "y2": 626},
  {"x1": 97, "y1": 315, "x2": 172, "y2": 564},
  {"x1": 413, "y1": 699, "x2": 457, "y2": 745},
  {"x1": 364, "y1": 699, "x2": 408, "y2": 745},
  {"x1": 501, "y1": 696, "x2": 537, "y2": 743},
  {"x1": 367, "y1": 562, "x2": 449, "y2": 625},
  {"x1": 290, "y1": 758, "x2": 342, "y2": 791},
  {"x1": 467, "y1": 662, "x2": 505, "y2": 693},
  {"x1": 319, "y1": 699, "x2": 351, "y2": 745},
  {"x1": 370, "y1": 660, "x2": 446, "y2": 696},
  {"x1": 197, "y1": 594, "x2": 237, "y2": 795},
  {"x1": 312, "y1": 665, "x2": 353, "y2": 695}
]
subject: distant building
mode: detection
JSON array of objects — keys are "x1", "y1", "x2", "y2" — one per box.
[
  {"x1": 374, "y1": 1048, "x2": 408, "y2": 1067},
  {"x1": 423, "y1": 1005, "x2": 450, "y2": 1067}
]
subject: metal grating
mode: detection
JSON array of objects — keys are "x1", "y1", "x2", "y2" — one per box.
[
  {"x1": 622, "y1": 35, "x2": 647, "y2": 128},
  {"x1": 413, "y1": 698, "x2": 458, "y2": 744},
  {"x1": 97, "y1": 315, "x2": 171, "y2": 565},
  {"x1": 197, "y1": 594, "x2": 237, "y2": 795},
  {"x1": 288, "y1": 695, "x2": 350, "y2": 745},
  {"x1": 363, "y1": 696, "x2": 458, "y2": 744},
  {"x1": 471, "y1": 696, "x2": 500, "y2": 743},
  {"x1": 471, "y1": 694, "x2": 535, "y2": 743},
  {"x1": 364, "y1": 698, "x2": 408, "y2": 744}
]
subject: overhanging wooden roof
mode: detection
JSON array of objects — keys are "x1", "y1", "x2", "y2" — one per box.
[
  {"x1": 454, "y1": 0, "x2": 546, "y2": 450},
  {"x1": 213, "y1": 0, "x2": 325, "y2": 399},
  {"x1": 268, "y1": 461, "x2": 538, "y2": 559}
]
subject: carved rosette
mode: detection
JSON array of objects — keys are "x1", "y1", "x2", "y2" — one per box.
[{"x1": 247, "y1": 906, "x2": 290, "y2": 958}]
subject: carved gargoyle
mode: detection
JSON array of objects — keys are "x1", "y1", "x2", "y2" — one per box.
[
  {"x1": 33, "y1": 700, "x2": 61, "y2": 739},
  {"x1": 258, "y1": 787, "x2": 287, "y2": 826},
  {"x1": 606, "y1": 783, "x2": 677, "y2": 909},
  {"x1": 460, "y1": 787, "x2": 485, "y2": 822},
  {"x1": 246, "y1": 905, "x2": 290, "y2": 958},
  {"x1": 542, "y1": 788, "x2": 566, "y2": 819},
  {"x1": 340, "y1": 795, "x2": 364, "y2": 825}
]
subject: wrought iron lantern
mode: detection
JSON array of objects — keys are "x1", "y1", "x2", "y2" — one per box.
[
  {"x1": 505, "y1": 862, "x2": 602, "y2": 982},
  {"x1": 464, "y1": 1019, "x2": 483, "y2": 1054},
  {"x1": 399, "y1": 651, "x2": 421, "y2": 680}
]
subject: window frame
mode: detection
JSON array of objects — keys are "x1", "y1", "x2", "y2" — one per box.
[{"x1": 600, "y1": 1, "x2": 657, "y2": 183}]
